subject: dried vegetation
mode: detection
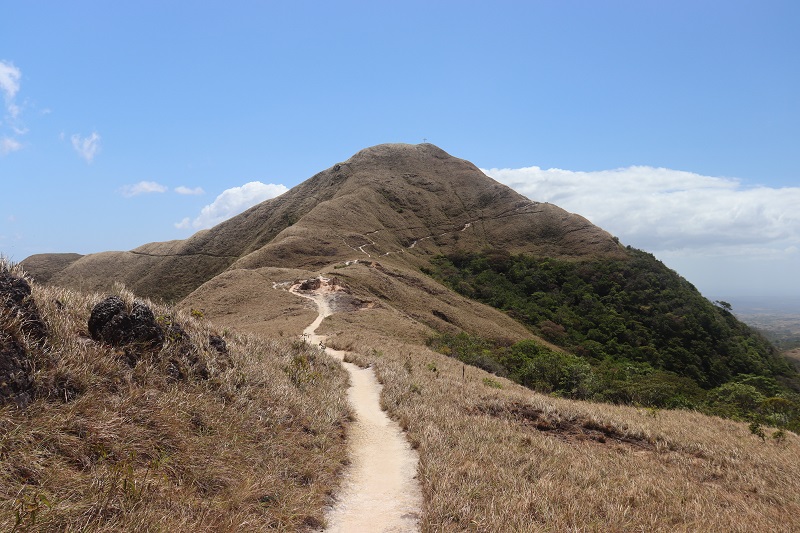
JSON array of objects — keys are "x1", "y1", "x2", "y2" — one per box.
[
  {"x1": 321, "y1": 316, "x2": 800, "y2": 532},
  {"x1": 0, "y1": 261, "x2": 349, "y2": 531}
]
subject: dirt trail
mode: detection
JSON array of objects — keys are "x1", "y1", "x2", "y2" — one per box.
[{"x1": 291, "y1": 279, "x2": 422, "y2": 532}]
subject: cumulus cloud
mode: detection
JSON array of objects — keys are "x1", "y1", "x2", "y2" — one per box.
[
  {"x1": 71, "y1": 132, "x2": 101, "y2": 163},
  {"x1": 175, "y1": 181, "x2": 288, "y2": 230},
  {"x1": 175, "y1": 185, "x2": 205, "y2": 195},
  {"x1": 482, "y1": 165, "x2": 800, "y2": 258},
  {"x1": 121, "y1": 181, "x2": 168, "y2": 197}
]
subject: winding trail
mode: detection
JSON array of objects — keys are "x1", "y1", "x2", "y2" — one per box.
[{"x1": 290, "y1": 279, "x2": 422, "y2": 532}]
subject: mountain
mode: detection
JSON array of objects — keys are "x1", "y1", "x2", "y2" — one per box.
[
  {"x1": 23, "y1": 144, "x2": 791, "y2": 381},
  {"x1": 23, "y1": 143, "x2": 623, "y2": 303}
]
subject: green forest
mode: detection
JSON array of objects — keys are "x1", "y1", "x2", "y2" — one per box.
[{"x1": 423, "y1": 248, "x2": 800, "y2": 431}]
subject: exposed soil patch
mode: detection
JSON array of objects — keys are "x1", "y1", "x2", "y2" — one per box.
[
  {"x1": 293, "y1": 277, "x2": 376, "y2": 313},
  {"x1": 329, "y1": 293, "x2": 377, "y2": 313},
  {"x1": 475, "y1": 401, "x2": 656, "y2": 451}
]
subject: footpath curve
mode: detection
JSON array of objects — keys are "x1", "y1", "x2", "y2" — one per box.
[{"x1": 290, "y1": 278, "x2": 422, "y2": 532}]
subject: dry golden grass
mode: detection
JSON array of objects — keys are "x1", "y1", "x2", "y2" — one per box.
[
  {"x1": 0, "y1": 266, "x2": 350, "y2": 531},
  {"x1": 179, "y1": 267, "x2": 320, "y2": 336},
  {"x1": 321, "y1": 314, "x2": 800, "y2": 532}
]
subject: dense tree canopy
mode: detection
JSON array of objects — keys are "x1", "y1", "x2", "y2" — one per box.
[{"x1": 424, "y1": 248, "x2": 800, "y2": 429}]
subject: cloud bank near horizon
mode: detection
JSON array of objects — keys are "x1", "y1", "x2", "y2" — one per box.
[
  {"x1": 175, "y1": 181, "x2": 288, "y2": 230},
  {"x1": 483, "y1": 165, "x2": 800, "y2": 300},
  {"x1": 483, "y1": 165, "x2": 800, "y2": 258}
]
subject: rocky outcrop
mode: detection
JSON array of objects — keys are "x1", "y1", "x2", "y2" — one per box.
[{"x1": 88, "y1": 296, "x2": 164, "y2": 349}]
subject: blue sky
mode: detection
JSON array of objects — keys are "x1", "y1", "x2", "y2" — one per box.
[{"x1": 1, "y1": 1, "x2": 798, "y2": 308}]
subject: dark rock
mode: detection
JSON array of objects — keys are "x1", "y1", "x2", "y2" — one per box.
[
  {"x1": 0, "y1": 271, "x2": 47, "y2": 342},
  {"x1": 88, "y1": 296, "x2": 126, "y2": 340},
  {"x1": 88, "y1": 296, "x2": 164, "y2": 350},
  {"x1": 118, "y1": 347, "x2": 138, "y2": 368},
  {"x1": 209, "y1": 334, "x2": 228, "y2": 355},
  {"x1": 165, "y1": 320, "x2": 189, "y2": 343},
  {"x1": 166, "y1": 358, "x2": 186, "y2": 382},
  {"x1": 432, "y1": 309, "x2": 452, "y2": 323},
  {"x1": 0, "y1": 332, "x2": 33, "y2": 407},
  {"x1": 51, "y1": 372, "x2": 84, "y2": 403},
  {"x1": 129, "y1": 301, "x2": 163, "y2": 346},
  {"x1": 0, "y1": 272, "x2": 31, "y2": 306}
]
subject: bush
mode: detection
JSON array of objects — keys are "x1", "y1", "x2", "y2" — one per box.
[
  {"x1": 503, "y1": 341, "x2": 592, "y2": 397},
  {"x1": 707, "y1": 382, "x2": 766, "y2": 418}
]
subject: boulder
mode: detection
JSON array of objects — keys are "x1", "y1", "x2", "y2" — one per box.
[
  {"x1": 209, "y1": 334, "x2": 228, "y2": 355},
  {"x1": 88, "y1": 296, "x2": 164, "y2": 349}
]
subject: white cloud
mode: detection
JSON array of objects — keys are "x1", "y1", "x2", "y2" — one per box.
[
  {"x1": 174, "y1": 217, "x2": 191, "y2": 229},
  {"x1": 175, "y1": 185, "x2": 205, "y2": 195},
  {"x1": 176, "y1": 181, "x2": 288, "y2": 229},
  {"x1": 0, "y1": 61, "x2": 21, "y2": 101},
  {"x1": 0, "y1": 61, "x2": 24, "y2": 155},
  {"x1": 121, "y1": 181, "x2": 168, "y2": 197},
  {"x1": 71, "y1": 132, "x2": 101, "y2": 163},
  {"x1": 483, "y1": 165, "x2": 800, "y2": 300},
  {"x1": 1, "y1": 137, "x2": 21, "y2": 155},
  {"x1": 483, "y1": 165, "x2": 800, "y2": 253}
]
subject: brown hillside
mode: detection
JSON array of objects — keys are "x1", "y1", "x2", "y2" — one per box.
[
  {"x1": 17, "y1": 252, "x2": 82, "y2": 284},
  {"x1": 22, "y1": 143, "x2": 624, "y2": 303}
]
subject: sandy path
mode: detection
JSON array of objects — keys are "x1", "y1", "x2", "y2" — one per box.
[{"x1": 292, "y1": 282, "x2": 422, "y2": 532}]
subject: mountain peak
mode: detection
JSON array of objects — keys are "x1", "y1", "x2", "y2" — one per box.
[{"x1": 347, "y1": 142, "x2": 451, "y2": 161}]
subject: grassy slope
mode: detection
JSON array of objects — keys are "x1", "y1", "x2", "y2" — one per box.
[
  {"x1": 0, "y1": 266, "x2": 349, "y2": 531},
  {"x1": 178, "y1": 256, "x2": 800, "y2": 531},
  {"x1": 7, "y1": 257, "x2": 800, "y2": 531},
  {"x1": 319, "y1": 315, "x2": 800, "y2": 532}
]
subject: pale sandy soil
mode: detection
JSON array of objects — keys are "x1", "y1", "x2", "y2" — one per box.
[{"x1": 291, "y1": 278, "x2": 422, "y2": 532}]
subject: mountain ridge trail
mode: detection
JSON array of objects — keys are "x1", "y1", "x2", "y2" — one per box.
[{"x1": 289, "y1": 278, "x2": 422, "y2": 532}]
